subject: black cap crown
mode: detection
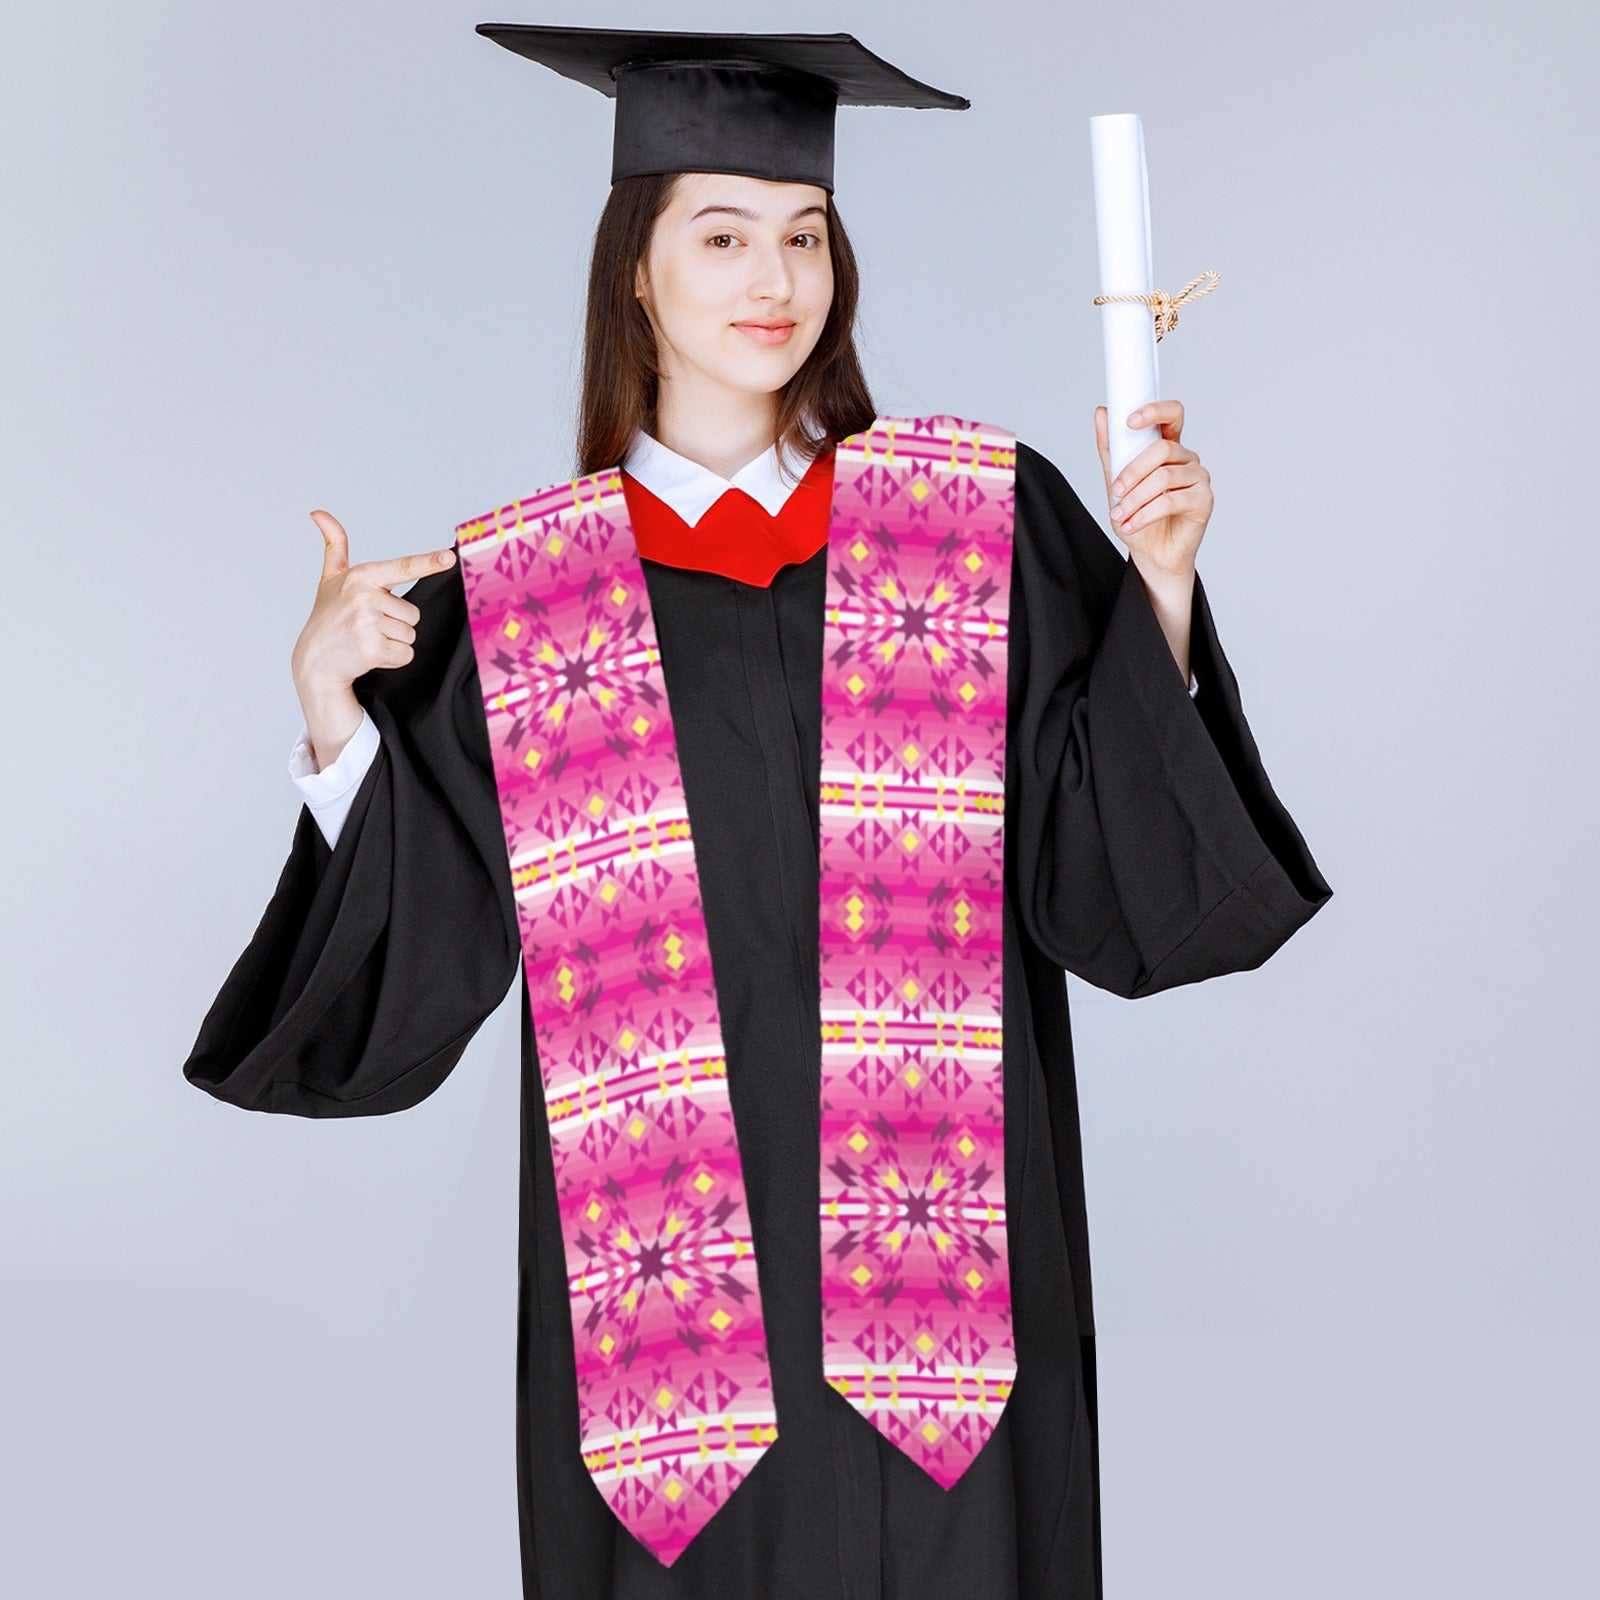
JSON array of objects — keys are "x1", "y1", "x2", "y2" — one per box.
[{"x1": 475, "y1": 23, "x2": 969, "y2": 192}]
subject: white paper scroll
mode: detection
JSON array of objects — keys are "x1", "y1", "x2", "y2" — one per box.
[{"x1": 1090, "y1": 113, "x2": 1161, "y2": 485}]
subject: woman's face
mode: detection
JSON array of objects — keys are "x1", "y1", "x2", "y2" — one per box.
[{"x1": 634, "y1": 171, "x2": 834, "y2": 402}]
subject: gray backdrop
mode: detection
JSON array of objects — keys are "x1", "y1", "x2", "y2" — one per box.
[{"x1": 4, "y1": 0, "x2": 1594, "y2": 1593}]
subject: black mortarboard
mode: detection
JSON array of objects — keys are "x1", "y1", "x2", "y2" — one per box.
[{"x1": 474, "y1": 23, "x2": 969, "y2": 193}]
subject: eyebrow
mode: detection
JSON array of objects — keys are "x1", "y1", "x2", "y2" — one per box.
[{"x1": 688, "y1": 203, "x2": 827, "y2": 224}]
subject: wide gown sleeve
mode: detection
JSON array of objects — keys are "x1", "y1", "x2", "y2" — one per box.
[
  {"x1": 183, "y1": 558, "x2": 522, "y2": 1117},
  {"x1": 1007, "y1": 439, "x2": 1333, "y2": 998}
]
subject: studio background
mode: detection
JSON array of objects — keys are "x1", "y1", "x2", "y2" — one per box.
[{"x1": 3, "y1": 0, "x2": 1592, "y2": 1594}]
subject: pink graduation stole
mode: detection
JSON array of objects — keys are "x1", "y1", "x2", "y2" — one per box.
[{"x1": 453, "y1": 413, "x2": 1017, "y2": 1567}]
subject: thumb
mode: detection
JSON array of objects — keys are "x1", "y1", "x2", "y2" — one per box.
[
  {"x1": 310, "y1": 509, "x2": 349, "y2": 581},
  {"x1": 1093, "y1": 407, "x2": 1112, "y2": 499}
]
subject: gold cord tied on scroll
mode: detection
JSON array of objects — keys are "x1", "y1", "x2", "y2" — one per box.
[{"x1": 1092, "y1": 269, "x2": 1220, "y2": 341}]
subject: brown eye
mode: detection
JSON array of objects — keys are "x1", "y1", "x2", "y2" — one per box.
[
  {"x1": 792, "y1": 233, "x2": 823, "y2": 249},
  {"x1": 708, "y1": 234, "x2": 735, "y2": 248}
]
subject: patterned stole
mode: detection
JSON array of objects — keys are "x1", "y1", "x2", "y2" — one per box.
[{"x1": 454, "y1": 413, "x2": 1018, "y2": 1567}]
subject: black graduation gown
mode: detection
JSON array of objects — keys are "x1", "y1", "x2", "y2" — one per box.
[{"x1": 183, "y1": 440, "x2": 1332, "y2": 1599}]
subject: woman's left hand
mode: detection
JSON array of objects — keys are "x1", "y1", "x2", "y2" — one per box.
[{"x1": 1094, "y1": 399, "x2": 1212, "y2": 580}]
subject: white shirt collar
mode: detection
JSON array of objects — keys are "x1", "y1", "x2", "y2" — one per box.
[{"x1": 621, "y1": 427, "x2": 816, "y2": 527}]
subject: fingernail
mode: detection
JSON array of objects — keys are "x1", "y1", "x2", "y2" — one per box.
[
  {"x1": 1128, "y1": 410, "x2": 1142, "y2": 425},
  {"x1": 440, "y1": 549, "x2": 455, "y2": 564},
  {"x1": 1111, "y1": 494, "x2": 1122, "y2": 508}
]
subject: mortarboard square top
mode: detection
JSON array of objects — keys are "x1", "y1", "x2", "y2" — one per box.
[{"x1": 475, "y1": 23, "x2": 969, "y2": 192}]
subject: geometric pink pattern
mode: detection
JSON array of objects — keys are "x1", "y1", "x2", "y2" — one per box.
[
  {"x1": 817, "y1": 415, "x2": 1018, "y2": 1483},
  {"x1": 449, "y1": 412, "x2": 1017, "y2": 1564},
  {"x1": 453, "y1": 475, "x2": 778, "y2": 1568}
]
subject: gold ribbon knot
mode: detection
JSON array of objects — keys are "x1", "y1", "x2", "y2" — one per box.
[{"x1": 1093, "y1": 269, "x2": 1220, "y2": 342}]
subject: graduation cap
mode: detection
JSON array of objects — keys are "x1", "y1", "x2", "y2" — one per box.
[{"x1": 474, "y1": 23, "x2": 970, "y2": 192}]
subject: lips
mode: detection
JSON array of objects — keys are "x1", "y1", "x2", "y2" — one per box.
[{"x1": 735, "y1": 320, "x2": 795, "y2": 345}]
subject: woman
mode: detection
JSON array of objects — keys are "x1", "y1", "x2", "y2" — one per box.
[{"x1": 185, "y1": 26, "x2": 1332, "y2": 1600}]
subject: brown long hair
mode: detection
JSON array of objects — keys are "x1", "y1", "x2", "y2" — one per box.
[{"x1": 572, "y1": 172, "x2": 877, "y2": 483}]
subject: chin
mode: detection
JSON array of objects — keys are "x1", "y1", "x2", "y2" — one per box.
[{"x1": 712, "y1": 363, "x2": 803, "y2": 396}]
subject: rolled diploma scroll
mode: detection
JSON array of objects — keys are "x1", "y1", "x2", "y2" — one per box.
[{"x1": 1090, "y1": 113, "x2": 1161, "y2": 487}]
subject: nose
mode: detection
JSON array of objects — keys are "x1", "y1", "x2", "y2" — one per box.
[{"x1": 744, "y1": 236, "x2": 796, "y2": 303}]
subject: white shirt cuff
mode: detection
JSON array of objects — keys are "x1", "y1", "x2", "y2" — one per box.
[{"x1": 288, "y1": 707, "x2": 381, "y2": 849}]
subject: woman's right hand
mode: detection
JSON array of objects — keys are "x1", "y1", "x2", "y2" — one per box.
[{"x1": 291, "y1": 509, "x2": 457, "y2": 770}]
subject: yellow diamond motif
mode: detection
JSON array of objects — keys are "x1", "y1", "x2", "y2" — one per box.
[
  {"x1": 693, "y1": 1172, "x2": 715, "y2": 1194},
  {"x1": 587, "y1": 794, "x2": 606, "y2": 817},
  {"x1": 655, "y1": 1387, "x2": 673, "y2": 1410},
  {"x1": 901, "y1": 829, "x2": 919, "y2": 853},
  {"x1": 549, "y1": 535, "x2": 564, "y2": 556},
  {"x1": 848, "y1": 1131, "x2": 869, "y2": 1153},
  {"x1": 586, "y1": 1200, "x2": 602, "y2": 1221},
  {"x1": 910, "y1": 479, "x2": 930, "y2": 502},
  {"x1": 611, "y1": 582, "x2": 627, "y2": 605},
  {"x1": 619, "y1": 1028, "x2": 635, "y2": 1050},
  {"x1": 504, "y1": 617, "x2": 522, "y2": 640},
  {"x1": 600, "y1": 881, "x2": 618, "y2": 902},
  {"x1": 959, "y1": 681, "x2": 977, "y2": 704},
  {"x1": 902, "y1": 741, "x2": 919, "y2": 765},
  {"x1": 628, "y1": 1116, "x2": 646, "y2": 1138},
  {"x1": 847, "y1": 672, "x2": 866, "y2": 696},
  {"x1": 902, "y1": 977, "x2": 919, "y2": 1001},
  {"x1": 851, "y1": 1264, "x2": 874, "y2": 1286},
  {"x1": 663, "y1": 1479, "x2": 683, "y2": 1502},
  {"x1": 964, "y1": 550, "x2": 983, "y2": 572},
  {"x1": 966, "y1": 1268, "x2": 984, "y2": 1291},
  {"x1": 851, "y1": 538, "x2": 868, "y2": 561},
  {"x1": 958, "y1": 1135, "x2": 975, "y2": 1158},
  {"x1": 916, "y1": 1332, "x2": 935, "y2": 1356},
  {"x1": 632, "y1": 713, "x2": 650, "y2": 736},
  {"x1": 522, "y1": 748, "x2": 542, "y2": 770},
  {"x1": 905, "y1": 1066, "x2": 922, "y2": 1088},
  {"x1": 600, "y1": 1333, "x2": 614, "y2": 1355},
  {"x1": 921, "y1": 1420, "x2": 942, "y2": 1444},
  {"x1": 710, "y1": 1308, "x2": 732, "y2": 1332}
]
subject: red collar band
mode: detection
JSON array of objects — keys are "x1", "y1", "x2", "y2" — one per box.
[{"x1": 622, "y1": 445, "x2": 837, "y2": 587}]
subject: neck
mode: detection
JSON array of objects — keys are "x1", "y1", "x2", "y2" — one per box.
[{"x1": 652, "y1": 375, "x2": 781, "y2": 481}]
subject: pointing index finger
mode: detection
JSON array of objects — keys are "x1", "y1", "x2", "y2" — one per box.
[{"x1": 360, "y1": 547, "x2": 457, "y2": 590}]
